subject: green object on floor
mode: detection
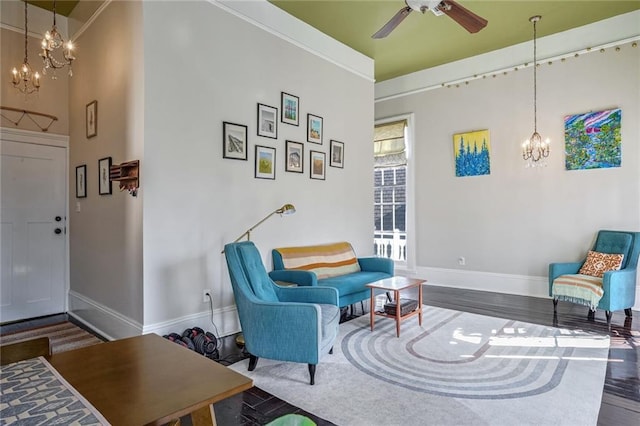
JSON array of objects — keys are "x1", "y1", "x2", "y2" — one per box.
[{"x1": 266, "y1": 413, "x2": 316, "y2": 426}]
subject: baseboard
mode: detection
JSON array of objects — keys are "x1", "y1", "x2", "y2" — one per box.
[
  {"x1": 68, "y1": 290, "x2": 241, "y2": 341},
  {"x1": 141, "y1": 306, "x2": 241, "y2": 339},
  {"x1": 412, "y1": 267, "x2": 550, "y2": 299},
  {"x1": 68, "y1": 291, "x2": 142, "y2": 341},
  {"x1": 411, "y1": 267, "x2": 640, "y2": 310}
]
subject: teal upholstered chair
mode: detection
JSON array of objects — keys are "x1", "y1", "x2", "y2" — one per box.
[
  {"x1": 224, "y1": 241, "x2": 340, "y2": 385},
  {"x1": 549, "y1": 230, "x2": 640, "y2": 325}
]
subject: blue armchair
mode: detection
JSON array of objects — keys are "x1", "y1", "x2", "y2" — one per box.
[
  {"x1": 224, "y1": 241, "x2": 340, "y2": 385},
  {"x1": 549, "y1": 230, "x2": 640, "y2": 325}
]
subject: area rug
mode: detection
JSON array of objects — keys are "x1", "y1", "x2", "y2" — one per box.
[
  {"x1": 0, "y1": 322, "x2": 103, "y2": 354},
  {"x1": 230, "y1": 306, "x2": 610, "y2": 426}
]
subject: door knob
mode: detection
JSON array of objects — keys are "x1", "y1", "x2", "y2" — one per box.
[
  {"x1": 54, "y1": 228, "x2": 62, "y2": 234},
  {"x1": 55, "y1": 216, "x2": 62, "y2": 222}
]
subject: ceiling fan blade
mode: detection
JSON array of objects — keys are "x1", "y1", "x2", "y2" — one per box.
[
  {"x1": 440, "y1": 0, "x2": 488, "y2": 33},
  {"x1": 372, "y1": 6, "x2": 413, "y2": 39}
]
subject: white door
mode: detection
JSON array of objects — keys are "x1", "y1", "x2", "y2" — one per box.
[{"x1": 1, "y1": 139, "x2": 67, "y2": 322}]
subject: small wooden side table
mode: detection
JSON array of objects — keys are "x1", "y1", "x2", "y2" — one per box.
[{"x1": 366, "y1": 276, "x2": 426, "y2": 337}]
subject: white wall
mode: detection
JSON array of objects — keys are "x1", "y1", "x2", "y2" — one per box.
[
  {"x1": 141, "y1": 2, "x2": 374, "y2": 332},
  {"x1": 375, "y1": 41, "x2": 640, "y2": 306},
  {"x1": 67, "y1": 0, "x2": 144, "y2": 339}
]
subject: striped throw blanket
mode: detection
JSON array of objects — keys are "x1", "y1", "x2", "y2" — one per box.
[
  {"x1": 275, "y1": 242, "x2": 361, "y2": 279},
  {"x1": 552, "y1": 274, "x2": 604, "y2": 309}
]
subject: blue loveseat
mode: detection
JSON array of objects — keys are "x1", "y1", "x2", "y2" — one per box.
[{"x1": 268, "y1": 242, "x2": 394, "y2": 308}]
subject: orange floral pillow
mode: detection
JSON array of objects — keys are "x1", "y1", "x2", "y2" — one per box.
[{"x1": 579, "y1": 251, "x2": 624, "y2": 278}]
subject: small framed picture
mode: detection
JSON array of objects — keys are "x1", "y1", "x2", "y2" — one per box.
[
  {"x1": 98, "y1": 157, "x2": 112, "y2": 195},
  {"x1": 76, "y1": 165, "x2": 87, "y2": 198},
  {"x1": 307, "y1": 114, "x2": 323, "y2": 144},
  {"x1": 255, "y1": 145, "x2": 276, "y2": 180},
  {"x1": 86, "y1": 100, "x2": 97, "y2": 138},
  {"x1": 310, "y1": 150, "x2": 325, "y2": 180},
  {"x1": 281, "y1": 92, "x2": 299, "y2": 126},
  {"x1": 285, "y1": 140, "x2": 304, "y2": 173},
  {"x1": 222, "y1": 121, "x2": 248, "y2": 160},
  {"x1": 330, "y1": 140, "x2": 344, "y2": 168},
  {"x1": 257, "y1": 103, "x2": 278, "y2": 139}
]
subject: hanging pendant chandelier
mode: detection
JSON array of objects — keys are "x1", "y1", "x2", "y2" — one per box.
[
  {"x1": 40, "y1": 0, "x2": 75, "y2": 78},
  {"x1": 11, "y1": 1, "x2": 40, "y2": 94},
  {"x1": 522, "y1": 15, "x2": 550, "y2": 167}
]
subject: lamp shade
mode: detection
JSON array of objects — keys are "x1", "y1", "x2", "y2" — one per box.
[{"x1": 276, "y1": 204, "x2": 296, "y2": 215}]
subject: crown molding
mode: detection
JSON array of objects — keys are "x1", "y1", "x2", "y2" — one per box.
[{"x1": 375, "y1": 10, "x2": 640, "y2": 102}]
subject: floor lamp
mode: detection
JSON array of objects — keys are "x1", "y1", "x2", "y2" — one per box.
[{"x1": 221, "y1": 203, "x2": 296, "y2": 345}]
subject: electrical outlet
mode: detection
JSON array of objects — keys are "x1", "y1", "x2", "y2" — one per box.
[
  {"x1": 458, "y1": 257, "x2": 466, "y2": 266},
  {"x1": 203, "y1": 289, "x2": 212, "y2": 303}
]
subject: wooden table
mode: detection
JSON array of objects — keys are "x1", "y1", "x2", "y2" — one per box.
[
  {"x1": 49, "y1": 333, "x2": 253, "y2": 426},
  {"x1": 366, "y1": 276, "x2": 425, "y2": 337}
]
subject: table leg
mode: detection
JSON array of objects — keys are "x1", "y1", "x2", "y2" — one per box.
[
  {"x1": 418, "y1": 282, "x2": 423, "y2": 326},
  {"x1": 191, "y1": 404, "x2": 217, "y2": 426},
  {"x1": 395, "y1": 290, "x2": 401, "y2": 337},
  {"x1": 370, "y1": 288, "x2": 375, "y2": 331}
]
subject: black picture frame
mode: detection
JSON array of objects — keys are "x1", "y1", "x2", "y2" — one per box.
[
  {"x1": 222, "y1": 121, "x2": 248, "y2": 160},
  {"x1": 307, "y1": 113, "x2": 323, "y2": 144},
  {"x1": 98, "y1": 157, "x2": 112, "y2": 195},
  {"x1": 257, "y1": 103, "x2": 278, "y2": 139},
  {"x1": 86, "y1": 100, "x2": 97, "y2": 138},
  {"x1": 330, "y1": 140, "x2": 344, "y2": 168},
  {"x1": 255, "y1": 145, "x2": 276, "y2": 180},
  {"x1": 310, "y1": 150, "x2": 325, "y2": 180},
  {"x1": 285, "y1": 140, "x2": 304, "y2": 173},
  {"x1": 281, "y1": 92, "x2": 299, "y2": 126},
  {"x1": 76, "y1": 165, "x2": 87, "y2": 198}
]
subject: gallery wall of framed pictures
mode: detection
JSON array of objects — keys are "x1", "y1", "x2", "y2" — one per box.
[{"x1": 221, "y1": 91, "x2": 347, "y2": 182}]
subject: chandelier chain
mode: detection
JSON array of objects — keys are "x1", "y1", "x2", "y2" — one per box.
[{"x1": 533, "y1": 16, "x2": 537, "y2": 133}]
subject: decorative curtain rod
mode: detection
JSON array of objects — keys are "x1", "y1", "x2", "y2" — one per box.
[{"x1": 0, "y1": 106, "x2": 58, "y2": 132}]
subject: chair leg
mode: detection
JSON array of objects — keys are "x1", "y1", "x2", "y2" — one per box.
[
  {"x1": 552, "y1": 298, "x2": 558, "y2": 314},
  {"x1": 248, "y1": 355, "x2": 259, "y2": 371},
  {"x1": 329, "y1": 346, "x2": 333, "y2": 355},
  {"x1": 605, "y1": 310, "x2": 612, "y2": 325},
  {"x1": 624, "y1": 308, "x2": 633, "y2": 317},
  {"x1": 587, "y1": 309, "x2": 595, "y2": 321},
  {"x1": 308, "y1": 364, "x2": 316, "y2": 385}
]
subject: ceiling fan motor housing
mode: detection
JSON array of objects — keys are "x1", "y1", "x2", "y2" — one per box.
[{"x1": 406, "y1": 0, "x2": 445, "y2": 16}]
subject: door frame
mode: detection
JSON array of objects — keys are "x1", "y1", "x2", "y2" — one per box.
[{"x1": 1, "y1": 127, "x2": 70, "y2": 316}]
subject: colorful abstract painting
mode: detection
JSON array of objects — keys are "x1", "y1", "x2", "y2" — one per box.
[
  {"x1": 453, "y1": 130, "x2": 490, "y2": 177},
  {"x1": 564, "y1": 108, "x2": 621, "y2": 170}
]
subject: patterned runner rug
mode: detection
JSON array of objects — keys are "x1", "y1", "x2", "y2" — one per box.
[
  {"x1": 0, "y1": 322, "x2": 103, "y2": 354},
  {"x1": 230, "y1": 306, "x2": 610, "y2": 426}
]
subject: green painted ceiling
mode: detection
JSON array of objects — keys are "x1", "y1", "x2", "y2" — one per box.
[
  {"x1": 270, "y1": 1, "x2": 640, "y2": 81},
  {"x1": 27, "y1": 1, "x2": 79, "y2": 17}
]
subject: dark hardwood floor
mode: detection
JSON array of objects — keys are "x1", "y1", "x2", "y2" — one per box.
[{"x1": 2, "y1": 287, "x2": 639, "y2": 425}]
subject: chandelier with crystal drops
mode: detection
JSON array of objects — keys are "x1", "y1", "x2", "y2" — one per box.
[
  {"x1": 11, "y1": 1, "x2": 40, "y2": 94},
  {"x1": 40, "y1": 0, "x2": 75, "y2": 78},
  {"x1": 522, "y1": 15, "x2": 550, "y2": 167}
]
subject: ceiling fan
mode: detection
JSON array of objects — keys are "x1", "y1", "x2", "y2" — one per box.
[{"x1": 372, "y1": 0, "x2": 488, "y2": 39}]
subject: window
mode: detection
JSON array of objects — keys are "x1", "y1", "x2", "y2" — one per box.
[{"x1": 373, "y1": 119, "x2": 407, "y2": 262}]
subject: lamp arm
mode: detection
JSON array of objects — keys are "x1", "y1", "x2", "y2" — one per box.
[{"x1": 231, "y1": 209, "x2": 279, "y2": 243}]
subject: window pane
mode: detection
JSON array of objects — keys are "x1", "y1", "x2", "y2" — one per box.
[
  {"x1": 383, "y1": 169, "x2": 393, "y2": 185},
  {"x1": 395, "y1": 168, "x2": 406, "y2": 184},
  {"x1": 382, "y1": 205, "x2": 393, "y2": 231},
  {"x1": 374, "y1": 206, "x2": 381, "y2": 231},
  {"x1": 395, "y1": 205, "x2": 406, "y2": 231},
  {"x1": 382, "y1": 187, "x2": 393, "y2": 203},
  {"x1": 374, "y1": 170, "x2": 382, "y2": 186},
  {"x1": 395, "y1": 186, "x2": 405, "y2": 203}
]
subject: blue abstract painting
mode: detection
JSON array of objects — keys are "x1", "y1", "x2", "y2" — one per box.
[
  {"x1": 453, "y1": 130, "x2": 490, "y2": 177},
  {"x1": 564, "y1": 108, "x2": 622, "y2": 170}
]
